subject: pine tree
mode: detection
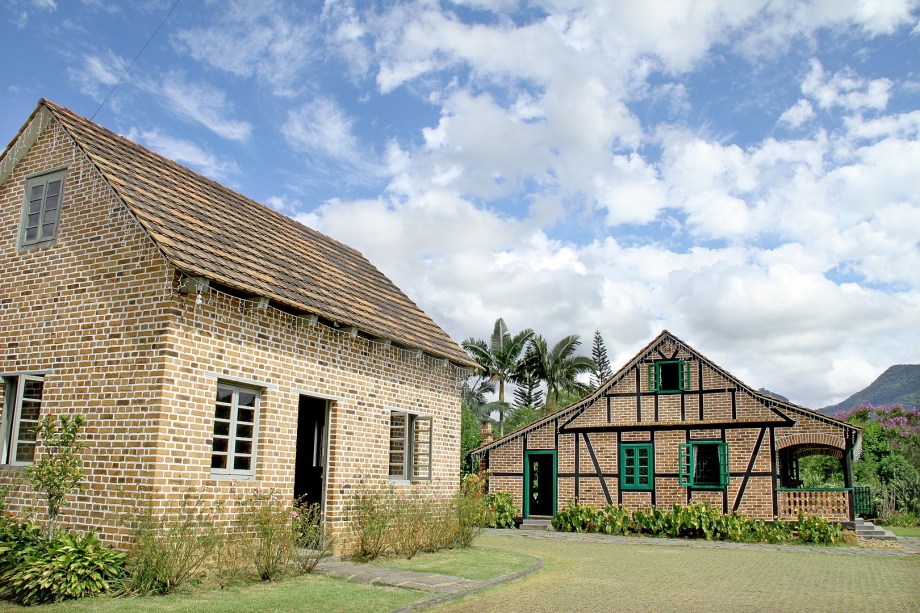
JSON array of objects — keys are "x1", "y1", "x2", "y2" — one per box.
[{"x1": 591, "y1": 330, "x2": 612, "y2": 389}]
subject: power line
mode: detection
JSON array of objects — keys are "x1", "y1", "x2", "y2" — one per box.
[{"x1": 91, "y1": 0, "x2": 182, "y2": 121}]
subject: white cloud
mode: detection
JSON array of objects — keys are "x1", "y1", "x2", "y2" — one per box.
[
  {"x1": 158, "y1": 72, "x2": 252, "y2": 141},
  {"x1": 779, "y1": 99, "x2": 815, "y2": 128},
  {"x1": 172, "y1": 1, "x2": 317, "y2": 96},
  {"x1": 284, "y1": 97, "x2": 379, "y2": 177},
  {"x1": 802, "y1": 58, "x2": 893, "y2": 111},
  {"x1": 67, "y1": 51, "x2": 128, "y2": 99},
  {"x1": 126, "y1": 128, "x2": 240, "y2": 182}
]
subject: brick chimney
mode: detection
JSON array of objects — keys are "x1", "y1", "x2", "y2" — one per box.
[{"x1": 480, "y1": 420, "x2": 493, "y2": 445}]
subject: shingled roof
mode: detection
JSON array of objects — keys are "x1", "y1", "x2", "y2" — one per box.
[{"x1": 2, "y1": 99, "x2": 476, "y2": 368}]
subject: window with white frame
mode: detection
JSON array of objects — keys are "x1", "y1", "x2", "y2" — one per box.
[
  {"x1": 1, "y1": 375, "x2": 44, "y2": 465},
  {"x1": 388, "y1": 411, "x2": 432, "y2": 482},
  {"x1": 20, "y1": 169, "x2": 66, "y2": 248},
  {"x1": 210, "y1": 384, "x2": 259, "y2": 476}
]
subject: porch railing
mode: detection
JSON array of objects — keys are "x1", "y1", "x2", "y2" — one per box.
[{"x1": 776, "y1": 488, "x2": 851, "y2": 521}]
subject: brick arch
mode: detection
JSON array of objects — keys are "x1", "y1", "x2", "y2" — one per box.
[{"x1": 775, "y1": 432, "x2": 845, "y2": 451}]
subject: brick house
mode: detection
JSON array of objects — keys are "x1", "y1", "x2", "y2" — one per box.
[
  {"x1": 0, "y1": 99, "x2": 478, "y2": 545},
  {"x1": 472, "y1": 330, "x2": 862, "y2": 522}
]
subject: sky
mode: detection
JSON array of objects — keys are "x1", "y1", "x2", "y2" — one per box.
[{"x1": 1, "y1": 0, "x2": 919, "y2": 409}]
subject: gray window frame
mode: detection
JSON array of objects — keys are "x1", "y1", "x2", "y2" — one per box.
[
  {"x1": 19, "y1": 167, "x2": 67, "y2": 249},
  {"x1": 1, "y1": 375, "x2": 44, "y2": 466},
  {"x1": 388, "y1": 410, "x2": 432, "y2": 483},
  {"x1": 210, "y1": 383, "x2": 260, "y2": 478}
]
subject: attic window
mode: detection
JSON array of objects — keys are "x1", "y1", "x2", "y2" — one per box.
[
  {"x1": 20, "y1": 169, "x2": 66, "y2": 248},
  {"x1": 648, "y1": 360, "x2": 690, "y2": 394}
]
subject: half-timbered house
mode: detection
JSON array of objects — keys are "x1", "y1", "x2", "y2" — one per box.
[{"x1": 472, "y1": 330, "x2": 861, "y2": 522}]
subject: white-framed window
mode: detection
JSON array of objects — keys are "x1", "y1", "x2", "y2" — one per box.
[
  {"x1": 20, "y1": 169, "x2": 66, "y2": 248},
  {"x1": 210, "y1": 383, "x2": 259, "y2": 477},
  {"x1": 388, "y1": 410, "x2": 432, "y2": 482},
  {"x1": 1, "y1": 375, "x2": 44, "y2": 465}
]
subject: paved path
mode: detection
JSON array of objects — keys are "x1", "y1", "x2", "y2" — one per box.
[
  {"x1": 315, "y1": 529, "x2": 918, "y2": 611},
  {"x1": 315, "y1": 552, "x2": 542, "y2": 612}
]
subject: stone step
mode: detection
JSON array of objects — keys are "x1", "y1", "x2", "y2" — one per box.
[
  {"x1": 519, "y1": 517, "x2": 553, "y2": 531},
  {"x1": 853, "y1": 520, "x2": 899, "y2": 540}
]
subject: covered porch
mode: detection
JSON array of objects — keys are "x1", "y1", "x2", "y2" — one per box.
[{"x1": 774, "y1": 431, "x2": 859, "y2": 521}]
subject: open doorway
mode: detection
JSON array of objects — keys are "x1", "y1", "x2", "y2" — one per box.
[{"x1": 294, "y1": 396, "x2": 329, "y2": 508}]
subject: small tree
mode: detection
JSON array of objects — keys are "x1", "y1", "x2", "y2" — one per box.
[{"x1": 25, "y1": 414, "x2": 85, "y2": 537}]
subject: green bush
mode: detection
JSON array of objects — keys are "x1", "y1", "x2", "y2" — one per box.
[
  {"x1": 485, "y1": 492, "x2": 518, "y2": 528},
  {"x1": 239, "y1": 487, "x2": 294, "y2": 581},
  {"x1": 879, "y1": 509, "x2": 919, "y2": 527},
  {"x1": 455, "y1": 478, "x2": 487, "y2": 547},
  {"x1": 347, "y1": 482, "x2": 481, "y2": 561},
  {"x1": 0, "y1": 522, "x2": 125, "y2": 605},
  {"x1": 794, "y1": 513, "x2": 843, "y2": 545},
  {"x1": 551, "y1": 502, "x2": 840, "y2": 545},
  {"x1": 551, "y1": 500, "x2": 602, "y2": 533},
  {"x1": 291, "y1": 501, "x2": 333, "y2": 573},
  {"x1": 119, "y1": 489, "x2": 224, "y2": 595}
]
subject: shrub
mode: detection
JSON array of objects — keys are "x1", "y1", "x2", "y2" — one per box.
[
  {"x1": 119, "y1": 489, "x2": 224, "y2": 595},
  {"x1": 291, "y1": 501, "x2": 333, "y2": 573},
  {"x1": 551, "y1": 502, "x2": 839, "y2": 546},
  {"x1": 879, "y1": 509, "x2": 920, "y2": 527},
  {"x1": 455, "y1": 477, "x2": 487, "y2": 546},
  {"x1": 794, "y1": 513, "x2": 843, "y2": 545},
  {"x1": 238, "y1": 487, "x2": 295, "y2": 581},
  {"x1": 347, "y1": 482, "x2": 478, "y2": 561},
  {"x1": 485, "y1": 491, "x2": 518, "y2": 528},
  {"x1": 0, "y1": 522, "x2": 125, "y2": 605}
]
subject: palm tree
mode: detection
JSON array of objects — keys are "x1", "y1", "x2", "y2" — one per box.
[
  {"x1": 462, "y1": 318, "x2": 534, "y2": 435},
  {"x1": 525, "y1": 334, "x2": 597, "y2": 411}
]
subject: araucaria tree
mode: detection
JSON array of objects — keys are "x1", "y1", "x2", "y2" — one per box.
[
  {"x1": 591, "y1": 330, "x2": 613, "y2": 388},
  {"x1": 462, "y1": 318, "x2": 534, "y2": 435},
  {"x1": 525, "y1": 334, "x2": 597, "y2": 411}
]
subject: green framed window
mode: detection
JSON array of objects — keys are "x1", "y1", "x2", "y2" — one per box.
[
  {"x1": 647, "y1": 360, "x2": 690, "y2": 394},
  {"x1": 620, "y1": 443, "x2": 653, "y2": 491},
  {"x1": 20, "y1": 169, "x2": 66, "y2": 248},
  {"x1": 678, "y1": 441, "x2": 729, "y2": 489}
]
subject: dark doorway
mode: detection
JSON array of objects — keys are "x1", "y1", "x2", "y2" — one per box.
[
  {"x1": 525, "y1": 451, "x2": 556, "y2": 517},
  {"x1": 294, "y1": 396, "x2": 327, "y2": 507}
]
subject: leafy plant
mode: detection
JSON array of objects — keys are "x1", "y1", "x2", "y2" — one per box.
[
  {"x1": 485, "y1": 491, "x2": 518, "y2": 528},
  {"x1": 119, "y1": 489, "x2": 225, "y2": 595},
  {"x1": 24, "y1": 415, "x2": 85, "y2": 538},
  {"x1": 0, "y1": 522, "x2": 124, "y2": 605},
  {"x1": 794, "y1": 512, "x2": 843, "y2": 544}
]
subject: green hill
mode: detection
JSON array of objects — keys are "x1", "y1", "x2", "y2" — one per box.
[{"x1": 819, "y1": 364, "x2": 920, "y2": 416}]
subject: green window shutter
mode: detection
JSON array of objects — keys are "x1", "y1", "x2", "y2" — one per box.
[
  {"x1": 719, "y1": 442, "x2": 729, "y2": 487},
  {"x1": 678, "y1": 443, "x2": 691, "y2": 486},
  {"x1": 621, "y1": 443, "x2": 653, "y2": 491},
  {"x1": 647, "y1": 363, "x2": 656, "y2": 391},
  {"x1": 681, "y1": 361, "x2": 691, "y2": 390}
]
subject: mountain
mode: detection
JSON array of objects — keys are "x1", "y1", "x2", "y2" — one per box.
[{"x1": 819, "y1": 364, "x2": 920, "y2": 416}]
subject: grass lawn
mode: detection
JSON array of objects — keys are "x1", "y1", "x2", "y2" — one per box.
[
  {"x1": 0, "y1": 573, "x2": 425, "y2": 613},
  {"x1": 435, "y1": 532, "x2": 920, "y2": 612},
  {"x1": 883, "y1": 525, "x2": 920, "y2": 537},
  {"x1": 368, "y1": 545, "x2": 536, "y2": 580}
]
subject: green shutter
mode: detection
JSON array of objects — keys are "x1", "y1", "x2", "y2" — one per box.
[
  {"x1": 719, "y1": 442, "x2": 729, "y2": 487},
  {"x1": 678, "y1": 443, "x2": 691, "y2": 486},
  {"x1": 647, "y1": 363, "x2": 656, "y2": 391},
  {"x1": 681, "y1": 361, "x2": 691, "y2": 390}
]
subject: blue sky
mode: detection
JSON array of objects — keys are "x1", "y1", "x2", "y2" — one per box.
[{"x1": 2, "y1": 0, "x2": 919, "y2": 408}]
